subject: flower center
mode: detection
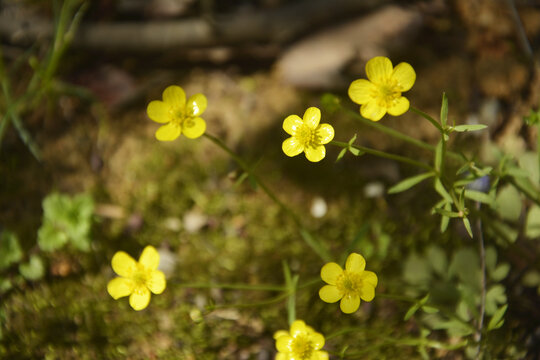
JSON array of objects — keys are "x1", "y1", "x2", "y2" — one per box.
[
  {"x1": 291, "y1": 334, "x2": 314, "y2": 359},
  {"x1": 296, "y1": 125, "x2": 320, "y2": 148},
  {"x1": 336, "y1": 271, "x2": 363, "y2": 297},
  {"x1": 132, "y1": 264, "x2": 150, "y2": 288},
  {"x1": 373, "y1": 79, "x2": 401, "y2": 107},
  {"x1": 170, "y1": 107, "x2": 187, "y2": 126}
]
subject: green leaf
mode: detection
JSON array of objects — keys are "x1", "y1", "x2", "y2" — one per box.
[
  {"x1": 434, "y1": 178, "x2": 452, "y2": 202},
  {"x1": 422, "y1": 305, "x2": 439, "y2": 314},
  {"x1": 440, "y1": 202, "x2": 451, "y2": 233},
  {"x1": 525, "y1": 205, "x2": 540, "y2": 238},
  {"x1": 485, "y1": 284, "x2": 507, "y2": 315},
  {"x1": 426, "y1": 246, "x2": 447, "y2": 276},
  {"x1": 403, "y1": 253, "x2": 431, "y2": 285},
  {"x1": 518, "y1": 151, "x2": 539, "y2": 184},
  {"x1": 440, "y1": 93, "x2": 448, "y2": 128},
  {"x1": 495, "y1": 185, "x2": 522, "y2": 221},
  {"x1": 491, "y1": 263, "x2": 510, "y2": 282},
  {"x1": 349, "y1": 147, "x2": 362, "y2": 156},
  {"x1": 0, "y1": 231, "x2": 23, "y2": 270},
  {"x1": 464, "y1": 189, "x2": 495, "y2": 207},
  {"x1": 19, "y1": 255, "x2": 45, "y2": 281},
  {"x1": 404, "y1": 302, "x2": 421, "y2": 321},
  {"x1": 435, "y1": 140, "x2": 444, "y2": 173},
  {"x1": 320, "y1": 93, "x2": 341, "y2": 114},
  {"x1": 453, "y1": 124, "x2": 488, "y2": 132},
  {"x1": 462, "y1": 217, "x2": 473, "y2": 238},
  {"x1": 336, "y1": 148, "x2": 347, "y2": 162},
  {"x1": 487, "y1": 304, "x2": 507, "y2": 331},
  {"x1": 522, "y1": 270, "x2": 540, "y2": 287},
  {"x1": 388, "y1": 172, "x2": 434, "y2": 194},
  {"x1": 449, "y1": 248, "x2": 479, "y2": 282},
  {"x1": 38, "y1": 222, "x2": 69, "y2": 252}
]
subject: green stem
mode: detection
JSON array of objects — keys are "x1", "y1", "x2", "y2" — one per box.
[
  {"x1": 172, "y1": 282, "x2": 286, "y2": 291},
  {"x1": 331, "y1": 140, "x2": 432, "y2": 171},
  {"x1": 410, "y1": 106, "x2": 444, "y2": 132},
  {"x1": 203, "y1": 133, "x2": 332, "y2": 262},
  {"x1": 344, "y1": 107, "x2": 462, "y2": 161}
]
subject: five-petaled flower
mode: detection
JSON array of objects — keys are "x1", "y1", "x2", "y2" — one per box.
[
  {"x1": 348, "y1": 56, "x2": 416, "y2": 122},
  {"x1": 319, "y1": 253, "x2": 378, "y2": 314},
  {"x1": 107, "y1": 245, "x2": 166, "y2": 311},
  {"x1": 274, "y1": 320, "x2": 329, "y2": 360},
  {"x1": 147, "y1": 85, "x2": 207, "y2": 141},
  {"x1": 282, "y1": 107, "x2": 334, "y2": 162}
]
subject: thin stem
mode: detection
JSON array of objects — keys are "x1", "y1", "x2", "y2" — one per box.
[
  {"x1": 331, "y1": 140, "x2": 432, "y2": 171},
  {"x1": 344, "y1": 107, "x2": 462, "y2": 161},
  {"x1": 203, "y1": 133, "x2": 332, "y2": 262},
  {"x1": 171, "y1": 281, "x2": 286, "y2": 291},
  {"x1": 474, "y1": 202, "x2": 487, "y2": 360}
]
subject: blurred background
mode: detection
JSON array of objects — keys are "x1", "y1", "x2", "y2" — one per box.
[{"x1": 1, "y1": 0, "x2": 540, "y2": 359}]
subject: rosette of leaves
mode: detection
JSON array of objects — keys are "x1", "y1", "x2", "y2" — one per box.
[{"x1": 37, "y1": 192, "x2": 94, "y2": 252}]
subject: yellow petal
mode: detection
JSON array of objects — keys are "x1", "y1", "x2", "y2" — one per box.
[
  {"x1": 345, "y1": 253, "x2": 366, "y2": 273},
  {"x1": 162, "y1": 85, "x2": 186, "y2": 108},
  {"x1": 319, "y1": 285, "x2": 342, "y2": 303},
  {"x1": 282, "y1": 137, "x2": 305, "y2": 157},
  {"x1": 387, "y1": 96, "x2": 410, "y2": 116},
  {"x1": 107, "y1": 277, "x2": 134, "y2": 299},
  {"x1": 366, "y1": 56, "x2": 393, "y2": 84},
  {"x1": 155, "y1": 123, "x2": 182, "y2": 141},
  {"x1": 392, "y1": 62, "x2": 416, "y2": 92},
  {"x1": 276, "y1": 353, "x2": 287, "y2": 360},
  {"x1": 305, "y1": 145, "x2": 326, "y2": 162},
  {"x1": 362, "y1": 270, "x2": 378, "y2": 287},
  {"x1": 186, "y1": 94, "x2": 208, "y2": 117},
  {"x1": 148, "y1": 270, "x2": 166, "y2": 294},
  {"x1": 290, "y1": 320, "x2": 307, "y2": 335},
  {"x1": 129, "y1": 287, "x2": 151, "y2": 311},
  {"x1": 320, "y1": 262, "x2": 342, "y2": 285},
  {"x1": 311, "y1": 332, "x2": 325, "y2": 350},
  {"x1": 276, "y1": 335, "x2": 292, "y2": 352},
  {"x1": 282, "y1": 114, "x2": 304, "y2": 136},
  {"x1": 314, "y1": 350, "x2": 330, "y2": 360},
  {"x1": 316, "y1": 124, "x2": 334, "y2": 144},
  {"x1": 182, "y1": 117, "x2": 206, "y2": 139},
  {"x1": 111, "y1": 251, "x2": 137, "y2": 277},
  {"x1": 348, "y1": 79, "x2": 376, "y2": 105},
  {"x1": 360, "y1": 100, "x2": 386, "y2": 121},
  {"x1": 303, "y1": 107, "x2": 321, "y2": 129},
  {"x1": 360, "y1": 284, "x2": 375, "y2": 302},
  {"x1": 139, "y1": 245, "x2": 160, "y2": 270},
  {"x1": 340, "y1": 294, "x2": 360, "y2": 314},
  {"x1": 273, "y1": 330, "x2": 289, "y2": 340},
  {"x1": 147, "y1": 101, "x2": 171, "y2": 123}
]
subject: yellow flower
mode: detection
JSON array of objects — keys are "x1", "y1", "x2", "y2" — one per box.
[
  {"x1": 348, "y1": 56, "x2": 416, "y2": 121},
  {"x1": 282, "y1": 107, "x2": 334, "y2": 162},
  {"x1": 147, "y1": 85, "x2": 207, "y2": 141},
  {"x1": 274, "y1": 320, "x2": 329, "y2": 360},
  {"x1": 319, "y1": 253, "x2": 378, "y2": 314},
  {"x1": 107, "y1": 245, "x2": 166, "y2": 311}
]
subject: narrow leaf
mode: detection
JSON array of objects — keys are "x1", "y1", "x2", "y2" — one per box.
[
  {"x1": 453, "y1": 124, "x2": 488, "y2": 132},
  {"x1": 440, "y1": 93, "x2": 448, "y2": 128},
  {"x1": 462, "y1": 217, "x2": 473, "y2": 238},
  {"x1": 388, "y1": 172, "x2": 434, "y2": 194},
  {"x1": 487, "y1": 304, "x2": 507, "y2": 331},
  {"x1": 434, "y1": 178, "x2": 452, "y2": 202},
  {"x1": 464, "y1": 190, "x2": 495, "y2": 207}
]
